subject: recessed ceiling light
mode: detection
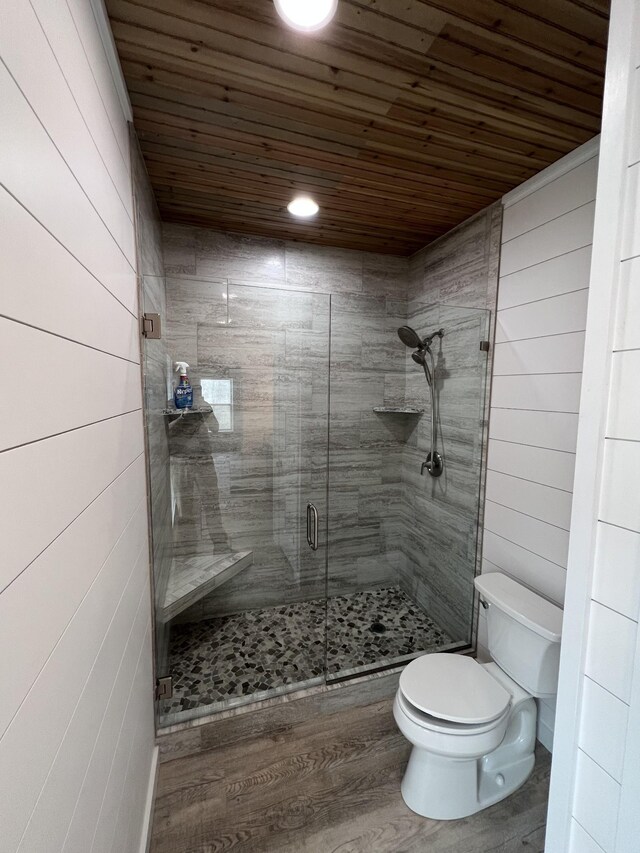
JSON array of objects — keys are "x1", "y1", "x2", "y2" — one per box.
[
  {"x1": 274, "y1": 0, "x2": 338, "y2": 33},
  {"x1": 287, "y1": 196, "x2": 320, "y2": 218}
]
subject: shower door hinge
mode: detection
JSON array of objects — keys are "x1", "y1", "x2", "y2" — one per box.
[
  {"x1": 155, "y1": 676, "x2": 173, "y2": 701},
  {"x1": 480, "y1": 340, "x2": 490, "y2": 352},
  {"x1": 142, "y1": 313, "x2": 162, "y2": 339}
]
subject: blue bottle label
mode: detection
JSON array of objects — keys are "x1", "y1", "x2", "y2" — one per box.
[{"x1": 174, "y1": 385, "x2": 193, "y2": 409}]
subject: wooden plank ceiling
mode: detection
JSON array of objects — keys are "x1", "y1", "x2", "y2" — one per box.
[{"x1": 107, "y1": 0, "x2": 610, "y2": 255}]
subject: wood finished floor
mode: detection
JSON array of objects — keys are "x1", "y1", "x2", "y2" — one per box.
[{"x1": 150, "y1": 699, "x2": 551, "y2": 853}]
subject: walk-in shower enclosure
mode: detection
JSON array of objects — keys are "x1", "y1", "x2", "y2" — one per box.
[{"x1": 141, "y1": 220, "x2": 498, "y2": 728}]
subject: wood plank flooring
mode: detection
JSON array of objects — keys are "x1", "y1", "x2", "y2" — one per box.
[{"x1": 150, "y1": 697, "x2": 551, "y2": 852}]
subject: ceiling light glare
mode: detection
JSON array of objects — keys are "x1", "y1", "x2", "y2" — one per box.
[
  {"x1": 274, "y1": 0, "x2": 338, "y2": 33},
  {"x1": 287, "y1": 196, "x2": 320, "y2": 218}
]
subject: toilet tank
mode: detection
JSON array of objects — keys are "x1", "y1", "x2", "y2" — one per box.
[{"x1": 474, "y1": 573, "x2": 563, "y2": 699}]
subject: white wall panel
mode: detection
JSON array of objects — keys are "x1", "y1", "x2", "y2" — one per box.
[
  {"x1": 0, "y1": 507, "x2": 148, "y2": 850},
  {"x1": 629, "y1": 67, "x2": 640, "y2": 166},
  {"x1": 0, "y1": 411, "x2": 144, "y2": 591},
  {"x1": 0, "y1": 189, "x2": 139, "y2": 362},
  {"x1": 105, "y1": 641, "x2": 156, "y2": 853},
  {"x1": 482, "y1": 531, "x2": 567, "y2": 605},
  {"x1": 1, "y1": 63, "x2": 136, "y2": 314},
  {"x1": 621, "y1": 162, "x2": 640, "y2": 259},
  {"x1": 546, "y1": 6, "x2": 640, "y2": 850},
  {"x1": 569, "y1": 819, "x2": 607, "y2": 853},
  {"x1": 500, "y1": 202, "x2": 595, "y2": 277},
  {"x1": 0, "y1": 0, "x2": 134, "y2": 263},
  {"x1": 0, "y1": 459, "x2": 146, "y2": 738},
  {"x1": 495, "y1": 289, "x2": 589, "y2": 343},
  {"x1": 493, "y1": 332, "x2": 586, "y2": 376},
  {"x1": 491, "y1": 372, "x2": 582, "y2": 413},
  {"x1": 487, "y1": 439, "x2": 576, "y2": 492},
  {"x1": 486, "y1": 471, "x2": 573, "y2": 529},
  {"x1": 477, "y1": 607, "x2": 489, "y2": 658},
  {"x1": 599, "y1": 440, "x2": 640, "y2": 531},
  {"x1": 15, "y1": 554, "x2": 149, "y2": 853},
  {"x1": 485, "y1": 148, "x2": 597, "y2": 754},
  {"x1": 585, "y1": 602, "x2": 637, "y2": 704},
  {"x1": 502, "y1": 157, "x2": 599, "y2": 242},
  {"x1": 538, "y1": 698, "x2": 556, "y2": 751},
  {"x1": 497, "y1": 246, "x2": 592, "y2": 310},
  {"x1": 0, "y1": 3, "x2": 154, "y2": 851},
  {"x1": 64, "y1": 0, "x2": 132, "y2": 163},
  {"x1": 579, "y1": 677, "x2": 629, "y2": 782},
  {"x1": 614, "y1": 257, "x2": 640, "y2": 350},
  {"x1": 489, "y1": 409, "x2": 579, "y2": 453},
  {"x1": 18, "y1": 568, "x2": 149, "y2": 853},
  {"x1": 607, "y1": 351, "x2": 640, "y2": 439},
  {"x1": 29, "y1": 0, "x2": 131, "y2": 199},
  {"x1": 91, "y1": 628, "x2": 154, "y2": 853},
  {"x1": 592, "y1": 522, "x2": 640, "y2": 622},
  {"x1": 627, "y1": 67, "x2": 640, "y2": 166},
  {"x1": 484, "y1": 501, "x2": 570, "y2": 567},
  {"x1": 573, "y1": 751, "x2": 621, "y2": 852},
  {"x1": 61, "y1": 627, "x2": 153, "y2": 853},
  {"x1": 0, "y1": 318, "x2": 141, "y2": 450}
]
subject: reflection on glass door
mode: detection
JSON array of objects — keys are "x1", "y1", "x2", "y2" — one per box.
[{"x1": 144, "y1": 280, "x2": 331, "y2": 726}]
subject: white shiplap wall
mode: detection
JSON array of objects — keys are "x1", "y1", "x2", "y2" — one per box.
[
  {"x1": 547, "y1": 0, "x2": 640, "y2": 849},
  {"x1": 0, "y1": 2, "x2": 155, "y2": 852},
  {"x1": 480, "y1": 139, "x2": 599, "y2": 750}
]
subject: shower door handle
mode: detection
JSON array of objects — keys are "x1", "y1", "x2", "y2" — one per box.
[{"x1": 306, "y1": 503, "x2": 319, "y2": 551}]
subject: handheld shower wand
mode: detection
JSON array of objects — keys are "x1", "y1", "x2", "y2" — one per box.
[{"x1": 397, "y1": 325, "x2": 445, "y2": 477}]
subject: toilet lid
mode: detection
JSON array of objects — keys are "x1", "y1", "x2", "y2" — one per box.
[{"x1": 400, "y1": 655, "x2": 511, "y2": 725}]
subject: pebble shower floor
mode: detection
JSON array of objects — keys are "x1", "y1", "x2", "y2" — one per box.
[{"x1": 163, "y1": 586, "x2": 453, "y2": 717}]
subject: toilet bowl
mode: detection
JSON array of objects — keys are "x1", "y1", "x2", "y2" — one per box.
[
  {"x1": 394, "y1": 657, "x2": 536, "y2": 819},
  {"x1": 393, "y1": 573, "x2": 563, "y2": 820}
]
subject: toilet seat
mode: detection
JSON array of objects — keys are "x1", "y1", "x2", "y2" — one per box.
[
  {"x1": 396, "y1": 689, "x2": 511, "y2": 736},
  {"x1": 399, "y1": 654, "x2": 511, "y2": 726}
]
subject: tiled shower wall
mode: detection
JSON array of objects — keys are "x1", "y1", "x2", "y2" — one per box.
[
  {"x1": 162, "y1": 225, "x2": 410, "y2": 618},
  {"x1": 158, "y1": 212, "x2": 500, "y2": 633},
  {"x1": 327, "y1": 290, "x2": 411, "y2": 597},
  {"x1": 400, "y1": 204, "x2": 502, "y2": 641}
]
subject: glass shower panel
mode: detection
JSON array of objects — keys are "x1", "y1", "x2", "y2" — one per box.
[
  {"x1": 153, "y1": 281, "x2": 330, "y2": 726},
  {"x1": 325, "y1": 300, "x2": 490, "y2": 680},
  {"x1": 139, "y1": 272, "x2": 172, "y2": 685}
]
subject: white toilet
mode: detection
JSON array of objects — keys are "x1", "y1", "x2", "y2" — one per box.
[{"x1": 393, "y1": 572, "x2": 563, "y2": 820}]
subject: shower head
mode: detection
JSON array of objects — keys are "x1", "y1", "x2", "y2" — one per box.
[
  {"x1": 397, "y1": 326, "x2": 423, "y2": 349},
  {"x1": 398, "y1": 324, "x2": 442, "y2": 388}
]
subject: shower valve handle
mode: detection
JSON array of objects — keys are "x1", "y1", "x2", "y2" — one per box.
[{"x1": 421, "y1": 452, "x2": 444, "y2": 478}]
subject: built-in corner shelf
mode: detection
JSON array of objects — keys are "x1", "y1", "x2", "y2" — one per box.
[
  {"x1": 162, "y1": 405, "x2": 213, "y2": 417},
  {"x1": 161, "y1": 550, "x2": 254, "y2": 623},
  {"x1": 373, "y1": 406, "x2": 424, "y2": 415}
]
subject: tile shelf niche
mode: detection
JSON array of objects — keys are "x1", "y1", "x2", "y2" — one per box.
[{"x1": 372, "y1": 406, "x2": 425, "y2": 415}]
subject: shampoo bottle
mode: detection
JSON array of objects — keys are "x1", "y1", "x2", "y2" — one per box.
[{"x1": 174, "y1": 362, "x2": 193, "y2": 410}]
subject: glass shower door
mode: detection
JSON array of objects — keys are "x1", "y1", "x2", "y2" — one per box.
[
  {"x1": 148, "y1": 280, "x2": 330, "y2": 726},
  {"x1": 325, "y1": 298, "x2": 491, "y2": 680}
]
